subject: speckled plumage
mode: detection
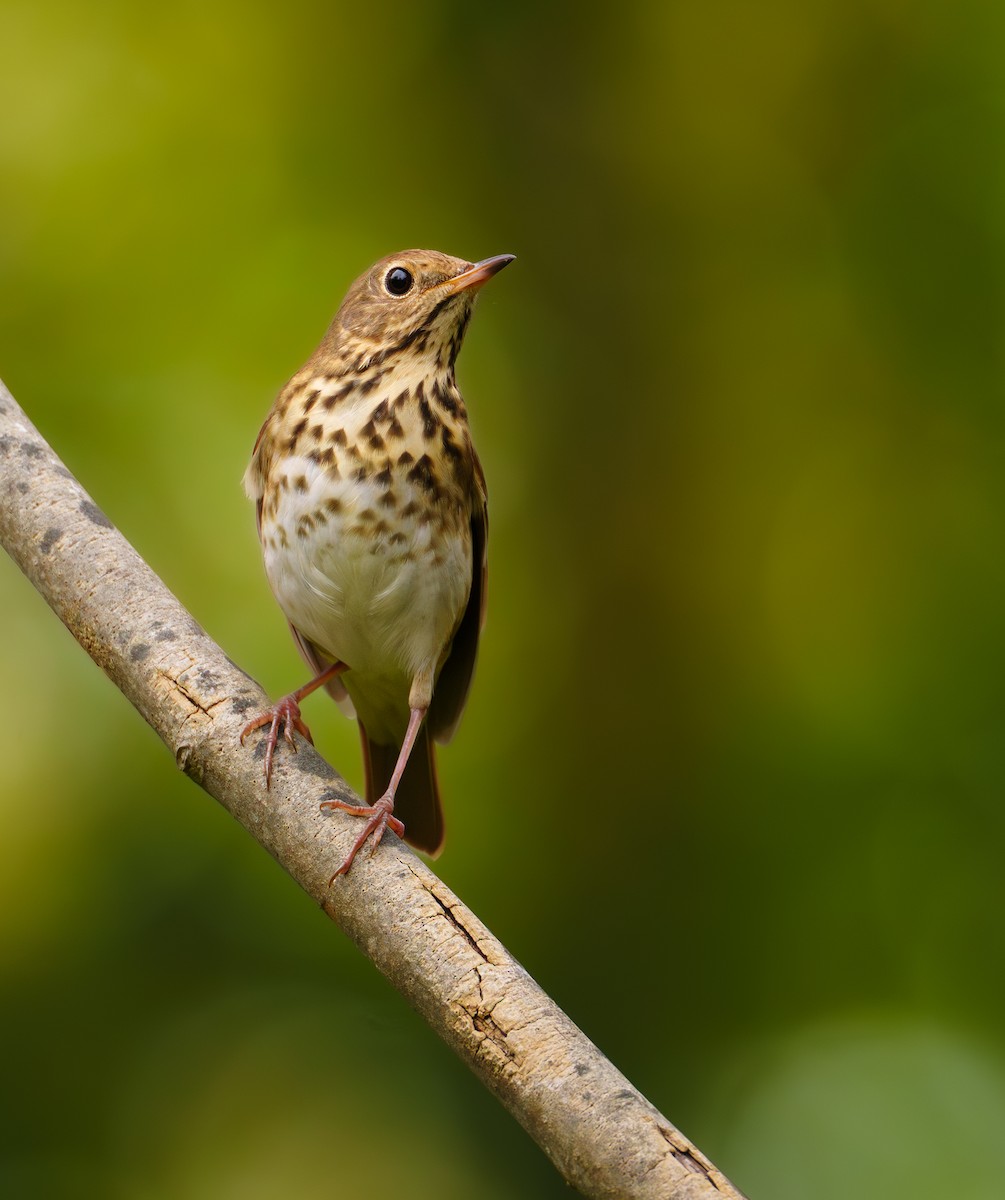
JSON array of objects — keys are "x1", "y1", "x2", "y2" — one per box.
[{"x1": 242, "y1": 249, "x2": 513, "y2": 876}]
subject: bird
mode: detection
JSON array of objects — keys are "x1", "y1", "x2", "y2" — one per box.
[{"x1": 240, "y1": 248, "x2": 514, "y2": 879}]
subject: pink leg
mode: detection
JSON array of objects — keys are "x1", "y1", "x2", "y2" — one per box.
[
  {"x1": 240, "y1": 660, "x2": 348, "y2": 787},
  {"x1": 322, "y1": 705, "x2": 427, "y2": 881}
]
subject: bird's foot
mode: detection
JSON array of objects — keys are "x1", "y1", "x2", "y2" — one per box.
[
  {"x1": 321, "y1": 794, "x2": 404, "y2": 881},
  {"x1": 240, "y1": 694, "x2": 314, "y2": 787}
]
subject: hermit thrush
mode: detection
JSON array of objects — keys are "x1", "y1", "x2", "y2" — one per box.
[{"x1": 241, "y1": 249, "x2": 514, "y2": 879}]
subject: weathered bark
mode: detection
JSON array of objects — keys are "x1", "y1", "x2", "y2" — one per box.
[{"x1": 0, "y1": 379, "x2": 746, "y2": 1200}]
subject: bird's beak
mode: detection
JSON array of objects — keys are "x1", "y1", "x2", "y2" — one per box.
[{"x1": 443, "y1": 254, "x2": 516, "y2": 295}]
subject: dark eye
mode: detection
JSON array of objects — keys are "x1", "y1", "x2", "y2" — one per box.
[{"x1": 384, "y1": 267, "x2": 414, "y2": 296}]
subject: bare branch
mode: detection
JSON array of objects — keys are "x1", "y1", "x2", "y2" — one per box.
[{"x1": 0, "y1": 379, "x2": 746, "y2": 1200}]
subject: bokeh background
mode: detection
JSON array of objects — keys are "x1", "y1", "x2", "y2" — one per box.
[{"x1": 3, "y1": 2, "x2": 1005, "y2": 1197}]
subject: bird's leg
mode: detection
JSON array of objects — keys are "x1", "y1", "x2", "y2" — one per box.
[
  {"x1": 323, "y1": 705, "x2": 427, "y2": 881},
  {"x1": 240, "y1": 660, "x2": 348, "y2": 787}
]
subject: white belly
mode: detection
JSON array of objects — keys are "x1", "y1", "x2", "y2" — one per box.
[{"x1": 260, "y1": 453, "x2": 471, "y2": 737}]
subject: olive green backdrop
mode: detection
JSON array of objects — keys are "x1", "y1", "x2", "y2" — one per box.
[{"x1": 3, "y1": 3, "x2": 1005, "y2": 1198}]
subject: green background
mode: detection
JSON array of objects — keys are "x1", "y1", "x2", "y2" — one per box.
[{"x1": 3, "y1": 2, "x2": 1005, "y2": 1197}]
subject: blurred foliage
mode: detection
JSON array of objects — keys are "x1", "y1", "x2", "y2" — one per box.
[{"x1": 3, "y1": 1, "x2": 1005, "y2": 1197}]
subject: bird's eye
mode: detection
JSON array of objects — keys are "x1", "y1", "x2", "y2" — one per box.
[{"x1": 384, "y1": 267, "x2": 414, "y2": 297}]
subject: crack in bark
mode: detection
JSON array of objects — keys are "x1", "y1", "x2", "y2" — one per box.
[
  {"x1": 157, "y1": 667, "x2": 226, "y2": 721},
  {"x1": 471, "y1": 1006, "x2": 517, "y2": 1062},
  {"x1": 407, "y1": 862, "x2": 522, "y2": 1074},
  {"x1": 156, "y1": 669, "x2": 229, "y2": 781},
  {"x1": 429, "y1": 888, "x2": 490, "y2": 961},
  {"x1": 463, "y1": 966, "x2": 518, "y2": 1068},
  {"x1": 654, "y1": 1122, "x2": 742, "y2": 1195},
  {"x1": 407, "y1": 860, "x2": 503, "y2": 965}
]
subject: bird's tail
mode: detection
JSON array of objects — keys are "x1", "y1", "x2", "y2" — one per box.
[{"x1": 360, "y1": 721, "x2": 444, "y2": 857}]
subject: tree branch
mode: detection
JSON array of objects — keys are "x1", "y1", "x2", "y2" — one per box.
[{"x1": 0, "y1": 379, "x2": 746, "y2": 1200}]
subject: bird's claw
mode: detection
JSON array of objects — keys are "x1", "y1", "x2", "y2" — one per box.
[
  {"x1": 321, "y1": 795, "x2": 404, "y2": 881},
  {"x1": 240, "y1": 695, "x2": 314, "y2": 787}
]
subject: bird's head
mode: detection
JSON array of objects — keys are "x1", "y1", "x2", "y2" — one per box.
[{"x1": 326, "y1": 249, "x2": 515, "y2": 373}]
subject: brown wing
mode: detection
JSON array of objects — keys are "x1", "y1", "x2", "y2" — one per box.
[{"x1": 427, "y1": 455, "x2": 488, "y2": 745}]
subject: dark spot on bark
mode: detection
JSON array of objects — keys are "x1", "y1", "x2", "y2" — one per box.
[
  {"x1": 39, "y1": 527, "x2": 62, "y2": 554},
  {"x1": 80, "y1": 500, "x2": 113, "y2": 528},
  {"x1": 131, "y1": 643, "x2": 150, "y2": 662},
  {"x1": 20, "y1": 441, "x2": 44, "y2": 459},
  {"x1": 292, "y1": 746, "x2": 335, "y2": 779},
  {"x1": 155, "y1": 627, "x2": 177, "y2": 641},
  {"x1": 574, "y1": 1063, "x2": 590, "y2": 1076}
]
